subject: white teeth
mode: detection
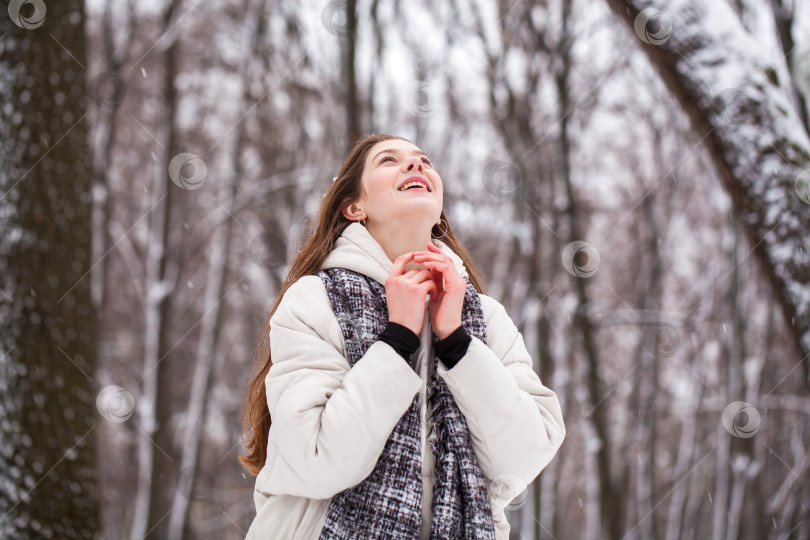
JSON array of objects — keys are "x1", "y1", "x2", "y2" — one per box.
[{"x1": 399, "y1": 181, "x2": 428, "y2": 191}]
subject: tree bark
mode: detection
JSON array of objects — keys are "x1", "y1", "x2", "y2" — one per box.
[
  {"x1": 603, "y1": 0, "x2": 810, "y2": 386},
  {"x1": 556, "y1": 1, "x2": 620, "y2": 536},
  {"x1": 131, "y1": 1, "x2": 183, "y2": 538},
  {"x1": 89, "y1": 0, "x2": 134, "y2": 314},
  {"x1": 664, "y1": 338, "x2": 705, "y2": 540},
  {"x1": 768, "y1": 0, "x2": 809, "y2": 136},
  {"x1": 0, "y1": 0, "x2": 99, "y2": 536},
  {"x1": 166, "y1": 0, "x2": 266, "y2": 537}
]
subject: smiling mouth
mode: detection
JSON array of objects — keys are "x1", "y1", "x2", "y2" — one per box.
[
  {"x1": 398, "y1": 178, "x2": 432, "y2": 192},
  {"x1": 399, "y1": 185, "x2": 429, "y2": 192}
]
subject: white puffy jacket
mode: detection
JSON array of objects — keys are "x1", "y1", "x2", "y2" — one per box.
[{"x1": 245, "y1": 222, "x2": 566, "y2": 539}]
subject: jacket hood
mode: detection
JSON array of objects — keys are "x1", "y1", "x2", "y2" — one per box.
[{"x1": 321, "y1": 222, "x2": 469, "y2": 285}]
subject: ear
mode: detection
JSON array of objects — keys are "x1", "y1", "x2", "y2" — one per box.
[{"x1": 342, "y1": 201, "x2": 365, "y2": 222}]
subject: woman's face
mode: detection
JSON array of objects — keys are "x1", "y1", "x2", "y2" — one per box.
[{"x1": 355, "y1": 138, "x2": 443, "y2": 226}]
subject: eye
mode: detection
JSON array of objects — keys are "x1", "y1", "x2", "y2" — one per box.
[
  {"x1": 421, "y1": 157, "x2": 433, "y2": 167},
  {"x1": 380, "y1": 155, "x2": 396, "y2": 164}
]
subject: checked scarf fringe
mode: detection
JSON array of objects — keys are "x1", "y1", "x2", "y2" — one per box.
[{"x1": 316, "y1": 267, "x2": 496, "y2": 539}]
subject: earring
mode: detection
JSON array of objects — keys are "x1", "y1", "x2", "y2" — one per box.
[
  {"x1": 359, "y1": 216, "x2": 367, "y2": 228},
  {"x1": 432, "y1": 218, "x2": 449, "y2": 239}
]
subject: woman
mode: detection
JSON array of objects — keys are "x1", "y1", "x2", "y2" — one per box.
[{"x1": 241, "y1": 133, "x2": 565, "y2": 539}]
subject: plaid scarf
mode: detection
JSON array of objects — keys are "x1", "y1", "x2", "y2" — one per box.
[{"x1": 316, "y1": 267, "x2": 496, "y2": 539}]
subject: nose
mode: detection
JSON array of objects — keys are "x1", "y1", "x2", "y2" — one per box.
[{"x1": 402, "y1": 155, "x2": 424, "y2": 173}]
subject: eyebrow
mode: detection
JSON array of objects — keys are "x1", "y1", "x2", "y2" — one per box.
[{"x1": 371, "y1": 148, "x2": 430, "y2": 163}]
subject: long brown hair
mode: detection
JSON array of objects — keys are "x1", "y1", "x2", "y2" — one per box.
[{"x1": 239, "y1": 133, "x2": 488, "y2": 475}]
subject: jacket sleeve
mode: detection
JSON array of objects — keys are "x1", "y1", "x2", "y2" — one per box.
[
  {"x1": 435, "y1": 294, "x2": 566, "y2": 513},
  {"x1": 260, "y1": 275, "x2": 423, "y2": 500}
]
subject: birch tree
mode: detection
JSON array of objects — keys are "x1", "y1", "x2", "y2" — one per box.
[{"x1": 603, "y1": 0, "x2": 810, "y2": 383}]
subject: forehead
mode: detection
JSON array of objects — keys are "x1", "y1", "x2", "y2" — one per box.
[{"x1": 366, "y1": 139, "x2": 425, "y2": 162}]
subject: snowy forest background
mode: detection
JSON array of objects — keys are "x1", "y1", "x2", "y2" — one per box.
[{"x1": 1, "y1": 0, "x2": 810, "y2": 538}]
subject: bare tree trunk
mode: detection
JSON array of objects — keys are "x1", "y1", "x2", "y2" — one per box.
[
  {"x1": 711, "y1": 216, "x2": 739, "y2": 540},
  {"x1": 539, "y1": 157, "x2": 567, "y2": 540},
  {"x1": 0, "y1": 0, "x2": 99, "y2": 536},
  {"x1": 723, "y1": 220, "x2": 753, "y2": 540},
  {"x1": 768, "y1": 423, "x2": 810, "y2": 538},
  {"x1": 796, "y1": 476, "x2": 810, "y2": 540},
  {"x1": 603, "y1": 0, "x2": 810, "y2": 386},
  {"x1": 166, "y1": 1, "x2": 266, "y2": 537},
  {"x1": 464, "y1": 3, "x2": 564, "y2": 535},
  {"x1": 685, "y1": 434, "x2": 713, "y2": 539},
  {"x1": 90, "y1": 0, "x2": 135, "y2": 313},
  {"x1": 540, "y1": 318, "x2": 568, "y2": 540},
  {"x1": 344, "y1": 0, "x2": 360, "y2": 149},
  {"x1": 748, "y1": 307, "x2": 774, "y2": 540},
  {"x1": 712, "y1": 352, "x2": 731, "y2": 539},
  {"x1": 583, "y1": 421, "x2": 602, "y2": 540},
  {"x1": 131, "y1": 1, "x2": 183, "y2": 538},
  {"x1": 765, "y1": 425, "x2": 810, "y2": 520},
  {"x1": 664, "y1": 339, "x2": 707, "y2": 540},
  {"x1": 725, "y1": 445, "x2": 747, "y2": 540},
  {"x1": 630, "y1": 179, "x2": 667, "y2": 540},
  {"x1": 626, "y1": 117, "x2": 676, "y2": 540},
  {"x1": 556, "y1": 1, "x2": 619, "y2": 536}
]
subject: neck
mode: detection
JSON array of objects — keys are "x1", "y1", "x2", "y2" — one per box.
[{"x1": 367, "y1": 220, "x2": 435, "y2": 271}]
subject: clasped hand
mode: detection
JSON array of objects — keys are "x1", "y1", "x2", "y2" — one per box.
[{"x1": 385, "y1": 242, "x2": 466, "y2": 340}]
